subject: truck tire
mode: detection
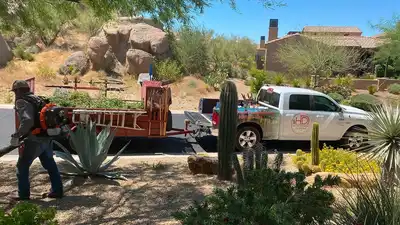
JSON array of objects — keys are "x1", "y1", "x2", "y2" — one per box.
[
  {"x1": 340, "y1": 126, "x2": 368, "y2": 150},
  {"x1": 236, "y1": 126, "x2": 261, "y2": 151}
]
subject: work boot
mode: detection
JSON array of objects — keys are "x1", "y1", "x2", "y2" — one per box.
[
  {"x1": 46, "y1": 191, "x2": 63, "y2": 199},
  {"x1": 7, "y1": 193, "x2": 30, "y2": 201}
]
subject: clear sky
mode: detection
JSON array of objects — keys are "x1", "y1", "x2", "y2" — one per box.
[{"x1": 190, "y1": 0, "x2": 399, "y2": 42}]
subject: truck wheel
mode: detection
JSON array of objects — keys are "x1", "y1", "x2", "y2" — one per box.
[
  {"x1": 340, "y1": 126, "x2": 368, "y2": 150},
  {"x1": 236, "y1": 126, "x2": 260, "y2": 151}
]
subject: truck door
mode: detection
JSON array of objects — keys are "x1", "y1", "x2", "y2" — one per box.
[
  {"x1": 310, "y1": 95, "x2": 346, "y2": 140},
  {"x1": 280, "y1": 94, "x2": 314, "y2": 140}
]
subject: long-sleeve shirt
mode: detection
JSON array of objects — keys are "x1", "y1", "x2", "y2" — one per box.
[{"x1": 14, "y1": 98, "x2": 35, "y2": 138}]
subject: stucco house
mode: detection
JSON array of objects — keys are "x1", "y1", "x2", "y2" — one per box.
[{"x1": 256, "y1": 19, "x2": 384, "y2": 75}]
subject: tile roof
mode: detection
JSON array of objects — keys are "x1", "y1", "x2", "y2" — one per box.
[
  {"x1": 257, "y1": 34, "x2": 383, "y2": 49},
  {"x1": 307, "y1": 35, "x2": 383, "y2": 48},
  {"x1": 302, "y1": 26, "x2": 362, "y2": 33}
]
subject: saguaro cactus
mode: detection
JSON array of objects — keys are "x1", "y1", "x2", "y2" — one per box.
[
  {"x1": 217, "y1": 80, "x2": 238, "y2": 181},
  {"x1": 311, "y1": 122, "x2": 320, "y2": 165}
]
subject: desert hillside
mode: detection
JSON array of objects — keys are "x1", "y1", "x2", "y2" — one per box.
[{"x1": 0, "y1": 22, "x2": 251, "y2": 110}]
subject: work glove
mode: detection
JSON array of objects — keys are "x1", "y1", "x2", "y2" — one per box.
[{"x1": 10, "y1": 133, "x2": 20, "y2": 147}]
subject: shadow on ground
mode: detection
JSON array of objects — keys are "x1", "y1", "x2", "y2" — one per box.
[{"x1": 0, "y1": 159, "x2": 231, "y2": 224}]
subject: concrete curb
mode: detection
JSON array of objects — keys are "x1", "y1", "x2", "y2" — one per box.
[{"x1": 0, "y1": 152, "x2": 219, "y2": 162}]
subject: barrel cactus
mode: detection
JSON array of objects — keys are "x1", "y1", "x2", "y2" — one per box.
[
  {"x1": 217, "y1": 80, "x2": 238, "y2": 181},
  {"x1": 311, "y1": 122, "x2": 320, "y2": 165}
]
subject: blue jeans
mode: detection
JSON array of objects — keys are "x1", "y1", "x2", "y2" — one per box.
[{"x1": 16, "y1": 137, "x2": 63, "y2": 198}]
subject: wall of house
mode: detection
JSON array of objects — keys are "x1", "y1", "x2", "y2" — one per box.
[
  {"x1": 265, "y1": 35, "x2": 304, "y2": 73},
  {"x1": 318, "y1": 78, "x2": 400, "y2": 91}
]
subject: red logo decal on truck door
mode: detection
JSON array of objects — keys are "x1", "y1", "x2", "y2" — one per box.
[{"x1": 291, "y1": 114, "x2": 310, "y2": 134}]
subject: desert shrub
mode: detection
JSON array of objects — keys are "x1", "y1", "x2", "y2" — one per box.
[
  {"x1": 361, "y1": 73, "x2": 376, "y2": 79},
  {"x1": 328, "y1": 92, "x2": 344, "y2": 103},
  {"x1": 12, "y1": 45, "x2": 34, "y2": 61},
  {"x1": 292, "y1": 145, "x2": 381, "y2": 175},
  {"x1": 333, "y1": 172, "x2": 400, "y2": 225},
  {"x1": 375, "y1": 64, "x2": 396, "y2": 78},
  {"x1": 350, "y1": 94, "x2": 381, "y2": 111},
  {"x1": 333, "y1": 76, "x2": 353, "y2": 89},
  {"x1": 203, "y1": 67, "x2": 228, "y2": 90},
  {"x1": 388, "y1": 83, "x2": 400, "y2": 95},
  {"x1": 173, "y1": 165, "x2": 339, "y2": 224},
  {"x1": 248, "y1": 67, "x2": 269, "y2": 93},
  {"x1": 36, "y1": 64, "x2": 56, "y2": 80},
  {"x1": 154, "y1": 59, "x2": 183, "y2": 82},
  {"x1": 72, "y1": 8, "x2": 112, "y2": 37},
  {"x1": 0, "y1": 202, "x2": 58, "y2": 225},
  {"x1": 291, "y1": 78, "x2": 301, "y2": 87},
  {"x1": 341, "y1": 99, "x2": 351, "y2": 106},
  {"x1": 368, "y1": 84, "x2": 377, "y2": 95},
  {"x1": 272, "y1": 73, "x2": 285, "y2": 85},
  {"x1": 315, "y1": 84, "x2": 352, "y2": 99},
  {"x1": 49, "y1": 90, "x2": 143, "y2": 109}
]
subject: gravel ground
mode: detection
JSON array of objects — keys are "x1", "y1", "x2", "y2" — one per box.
[{"x1": 0, "y1": 154, "x2": 338, "y2": 225}]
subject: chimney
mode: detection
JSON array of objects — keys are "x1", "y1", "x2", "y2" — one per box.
[
  {"x1": 260, "y1": 36, "x2": 265, "y2": 48},
  {"x1": 268, "y1": 19, "x2": 278, "y2": 41}
]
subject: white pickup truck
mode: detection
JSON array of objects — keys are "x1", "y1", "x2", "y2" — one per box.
[{"x1": 184, "y1": 85, "x2": 371, "y2": 151}]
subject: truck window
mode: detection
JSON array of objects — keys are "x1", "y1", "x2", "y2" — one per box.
[
  {"x1": 312, "y1": 95, "x2": 339, "y2": 112},
  {"x1": 289, "y1": 94, "x2": 311, "y2": 110},
  {"x1": 258, "y1": 89, "x2": 280, "y2": 108}
]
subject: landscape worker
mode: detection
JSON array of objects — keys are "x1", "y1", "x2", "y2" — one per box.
[{"x1": 9, "y1": 80, "x2": 63, "y2": 201}]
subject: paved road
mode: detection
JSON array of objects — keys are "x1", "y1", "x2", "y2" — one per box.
[{"x1": 0, "y1": 106, "x2": 339, "y2": 156}]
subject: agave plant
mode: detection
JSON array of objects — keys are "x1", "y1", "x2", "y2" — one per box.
[
  {"x1": 358, "y1": 101, "x2": 400, "y2": 183},
  {"x1": 53, "y1": 120, "x2": 131, "y2": 180}
]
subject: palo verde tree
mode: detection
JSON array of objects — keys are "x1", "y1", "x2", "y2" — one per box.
[
  {"x1": 0, "y1": 0, "x2": 285, "y2": 46},
  {"x1": 276, "y1": 34, "x2": 367, "y2": 78},
  {"x1": 373, "y1": 15, "x2": 400, "y2": 77}
]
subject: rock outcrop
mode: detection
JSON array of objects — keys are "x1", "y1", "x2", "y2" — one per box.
[
  {"x1": 59, "y1": 51, "x2": 90, "y2": 75},
  {"x1": 0, "y1": 33, "x2": 13, "y2": 67},
  {"x1": 187, "y1": 155, "x2": 219, "y2": 175},
  {"x1": 84, "y1": 18, "x2": 170, "y2": 76}
]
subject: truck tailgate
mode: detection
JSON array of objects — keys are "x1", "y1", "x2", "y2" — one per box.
[{"x1": 184, "y1": 111, "x2": 212, "y2": 127}]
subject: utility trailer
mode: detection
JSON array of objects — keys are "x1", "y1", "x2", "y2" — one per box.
[{"x1": 14, "y1": 77, "x2": 195, "y2": 154}]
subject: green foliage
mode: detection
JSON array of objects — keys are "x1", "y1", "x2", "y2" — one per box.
[
  {"x1": 315, "y1": 84, "x2": 352, "y2": 99},
  {"x1": 171, "y1": 25, "x2": 210, "y2": 76},
  {"x1": 272, "y1": 73, "x2": 285, "y2": 85},
  {"x1": 276, "y1": 35, "x2": 365, "y2": 76},
  {"x1": 154, "y1": 59, "x2": 183, "y2": 82},
  {"x1": 171, "y1": 25, "x2": 257, "y2": 84},
  {"x1": 333, "y1": 171, "x2": 400, "y2": 225},
  {"x1": 388, "y1": 83, "x2": 400, "y2": 95},
  {"x1": 373, "y1": 16, "x2": 400, "y2": 78},
  {"x1": 333, "y1": 76, "x2": 353, "y2": 89},
  {"x1": 71, "y1": 8, "x2": 112, "y2": 37},
  {"x1": 49, "y1": 89, "x2": 143, "y2": 109},
  {"x1": 204, "y1": 67, "x2": 229, "y2": 90},
  {"x1": 12, "y1": 45, "x2": 34, "y2": 61},
  {"x1": 350, "y1": 94, "x2": 381, "y2": 111},
  {"x1": 232, "y1": 143, "x2": 270, "y2": 187},
  {"x1": 291, "y1": 79, "x2": 301, "y2": 87},
  {"x1": 292, "y1": 145, "x2": 381, "y2": 174},
  {"x1": 53, "y1": 120, "x2": 130, "y2": 179},
  {"x1": 0, "y1": 202, "x2": 58, "y2": 225},
  {"x1": 173, "y1": 164, "x2": 340, "y2": 224},
  {"x1": 0, "y1": 0, "x2": 79, "y2": 46},
  {"x1": 217, "y1": 80, "x2": 238, "y2": 181},
  {"x1": 249, "y1": 67, "x2": 269, "y2": 93},
  {"x1": 327, "y1": 92, "x2": 344, "y2": 103},
  {"x1": 360, "y1": 102, "x2": 400, "y2": 183},
  {"x1": 311, "y1": 123, "x2": 320, "y2": 166},
  {"x1": 368, "y1": 85, "x2": 377, "y2": 95}
]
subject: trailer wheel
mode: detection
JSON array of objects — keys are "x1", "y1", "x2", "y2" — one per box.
[{"x1": 236, "y1": 126, "x2": 261, "y2": 151}]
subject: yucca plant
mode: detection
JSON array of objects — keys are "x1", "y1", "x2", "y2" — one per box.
[
  {"x1": 332, "y1": 170, "x2": 400, "y2": 225},
  {"x1": 357, "y1": 102, "x2": 400, "y2": 183},
  {"x1": 53, "y1": 120, "x2": 131, "y2": 180}
]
